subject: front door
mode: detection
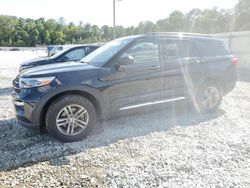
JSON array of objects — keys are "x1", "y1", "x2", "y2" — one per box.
[{"x1": 107, "y1": 38, "x2": 164, "y2": 112}]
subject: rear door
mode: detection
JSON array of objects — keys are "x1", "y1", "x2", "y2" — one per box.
[
  {"x1": 159, "y1": 38, "x2": 202, "y2": 98},
  {"x1": 192, "y1": 39, "x2": 236, "y2": 89}
]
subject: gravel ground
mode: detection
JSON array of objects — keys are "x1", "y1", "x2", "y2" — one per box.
[{"x1": 0, "y1": 52, "x2": 250, "y2": 187}]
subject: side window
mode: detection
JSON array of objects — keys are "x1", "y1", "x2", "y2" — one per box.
[
  {"x1": 160, "y1": 40, "x2": 200, "y2": 62},
  {"x1": 89, "y1": 46, "x2": 98, "y2": 54},
  {"x1": 120, "y1": 39, "x2": 159, "y2": 64},
  {"x1": 63, "y1": 48, "x2": 86, "y2": 61},
  {"x1": 57, "y1": 46, "x2": 63, "y2": 51},
  {"x1": 166, "y1": 42, "x2": 179, "y2": 59},
  {"x1": 198, "y1": 41, "x2": 229, "y2": 57},
  {"x1": 85, "y1": 47, "x2": 90, "y2": 55},
  {"x1": 85, "y1": 46, "x2": 98, "y2": 55}
]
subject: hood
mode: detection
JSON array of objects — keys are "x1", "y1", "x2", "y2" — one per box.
[
  {"x1": 20, "y1": 62, "x2": 100, "y2": 78},
  {"x1": 20, "y1": 57, "x2": 52, "y2": 69}
]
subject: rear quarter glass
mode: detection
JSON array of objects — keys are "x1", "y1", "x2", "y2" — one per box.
[{"x1": 196, "y1": 40, "x2": 230, "y2": 57}]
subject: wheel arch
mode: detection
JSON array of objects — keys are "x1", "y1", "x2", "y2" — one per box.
[
  {"x1": 187, "y1": 73, "x2": 226, "y2": 100},
  {"x1": 198, "y1": 75, "x2": 226, "y2": 94},
  {"x1": 33, "y1": 85, "x2": 109, "y2": 129}
]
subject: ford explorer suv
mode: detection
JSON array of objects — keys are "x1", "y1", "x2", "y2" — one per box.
[
  {"x1": 20, "y1": 44, "x2": 100, "y2": 71},
  {"x1": 12, "y1": 32, "x2": 237, "y2": 142}
]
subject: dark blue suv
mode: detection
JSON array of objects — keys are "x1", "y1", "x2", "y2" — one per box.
[{"x1": 13, "y1": 33, "x2": 237, "y2": 142}]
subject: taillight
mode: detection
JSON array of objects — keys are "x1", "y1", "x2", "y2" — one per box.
[{"x1": 231, "y1": 57, "x2": 238, "y2": 65}]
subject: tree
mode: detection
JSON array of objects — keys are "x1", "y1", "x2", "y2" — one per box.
[
  {"x1": 234, "y1": 0, "x2": 250, "y2": 31},
  {"x1": 134, "y1": 21, "x2": 156, "y2": 34},
  {"x1": 101, "y1": 25, "x2": 113, "y2": 41},
  {"x1": 58, "y1": 17, "x2": 66, "y2": 26},
  {"x1": 54, "y1": 31, "x2": 64, "y2": 44},
  {"x1": 0, "y1": 2, "x2": 248, "y2": 47},
  {"x1": 168, "y1": 11, "x2": 186, "y2": 31},
  {"x1": 43, "y1": 30, "x2": 51, "y2": 44},
  {"x1": 155, "y1": 18, "x2": 171, "y2": 32}
]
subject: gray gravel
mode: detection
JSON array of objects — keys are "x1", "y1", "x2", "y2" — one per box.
[{"x1": 0, "y1": 53, "x2": 250, "y2": 187}]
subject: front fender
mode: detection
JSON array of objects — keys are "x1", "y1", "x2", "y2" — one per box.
[{"x1": 31, "y1": 84, "x2": 110, "y2": 124}]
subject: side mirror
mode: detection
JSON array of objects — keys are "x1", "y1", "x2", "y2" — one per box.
[
  {"x1": 119, "y1": 55, "x2": 134, "y2": 65},
  {"x1": 49, "y1": 52, "x2": 56, "y2": 57}
]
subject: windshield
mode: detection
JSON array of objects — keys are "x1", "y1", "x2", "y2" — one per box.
[
  {"x1": 49, "y1": 45, "x2": 76, "y2": 58},
  {"x1": 81, "y1": 36, "x2": 139, "y2": 66},
  {"x1": 49, "y1": 48, "x2": 68, "y2": 58}
]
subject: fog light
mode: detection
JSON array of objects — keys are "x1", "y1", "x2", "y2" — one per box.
[{"x1": 14, "y1": 100, "x2": 24, "y2": 106}]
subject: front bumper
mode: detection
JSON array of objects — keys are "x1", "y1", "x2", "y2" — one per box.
[
  {"x1": 16, "y1": 114, "x2": 40, "y2": 131},
  {"x1": 13, "y1": 92, "x2": 42, "y2": 130},
  {"x1": 12, "y1": 77, "x2": 54, "y2": 131}
]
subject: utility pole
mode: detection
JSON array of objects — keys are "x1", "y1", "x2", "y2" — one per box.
[
  {"x1": 113, "y1": 0, "x2": 122, "y2": 39},
  {"x1": 113, "y1": 0, "x2": 116, "y2": 39}
]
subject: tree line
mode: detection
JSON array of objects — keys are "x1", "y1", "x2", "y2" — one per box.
[{"x1": 0, "y1": 0, "x2": 249, "y2": 47}]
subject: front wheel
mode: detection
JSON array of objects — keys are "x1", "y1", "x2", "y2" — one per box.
[
  {"x1": 46, "y1": 94, "x2": 97, "y2": 142},
  {"x1": 195, "y1": 82, "x2": 223, "y2": 113}
]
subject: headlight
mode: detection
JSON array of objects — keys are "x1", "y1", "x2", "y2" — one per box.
[{"x1": 19, "y1": 77, "x2": 56, "y2": 88}]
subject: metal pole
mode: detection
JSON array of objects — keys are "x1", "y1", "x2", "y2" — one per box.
[{"x1": 113, "y1": 0, "x2": 116, "y2": 39}]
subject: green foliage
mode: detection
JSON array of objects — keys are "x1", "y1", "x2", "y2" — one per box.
[
  {"x1": 234, "y1": 0, "x2": 250, "y2": 31},
  {"x1": 0, "y1": 1, "x2": 249, "y2": 47}
]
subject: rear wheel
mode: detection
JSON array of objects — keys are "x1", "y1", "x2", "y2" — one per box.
[
  {"x1": 46, "y1": 94, "x2": 97, "y2": 142},
  {"x1": 195, "y1": 82, "x2": 223, "y2": 113}
]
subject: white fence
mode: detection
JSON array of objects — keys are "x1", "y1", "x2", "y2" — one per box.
[
  {"x1": 1, "y1": 32, "x2": 250, "y2": 70},
  {"x1": 212, "y1": 31, "x2": 250, "y2": 70},
  {"x1": 0, "y1": 46, "x2": 47, "y2": 51}
]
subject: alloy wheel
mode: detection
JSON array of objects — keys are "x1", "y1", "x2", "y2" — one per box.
[
  {"x1": 56, "y1": 104, "x2": 89, "y2": 136},
  {"x1": 201, "y1": 86, "x2": 220, "y2": 109}
]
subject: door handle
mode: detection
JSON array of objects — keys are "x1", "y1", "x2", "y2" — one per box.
[
  {"x1": 196, "y1": 59, "x2": 207, "y2": 64},
  {"x1": 148, "y1": 65, "x2": 160, "y2": 70}
]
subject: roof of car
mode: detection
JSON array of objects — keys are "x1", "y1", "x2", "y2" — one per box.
[
  {"x1": 144, "y1": 32, "x2": 220, "y2": 41},
  {"x1": 65, "y1": 44, "x2": 102, "y2": 48},
  {"x1": 146, "y1": 32, "x2": 211, "y2": 37}
]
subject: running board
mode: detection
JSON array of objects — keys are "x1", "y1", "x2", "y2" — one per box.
[{"x1": 119, "y1": 97, "x2": 186, "y2": 110}]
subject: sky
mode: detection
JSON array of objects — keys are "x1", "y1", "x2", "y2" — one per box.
[{"x1": 0, "y1": 0, "x2": 239, "y2": 27}]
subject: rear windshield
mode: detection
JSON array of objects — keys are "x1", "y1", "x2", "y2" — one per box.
[{"x1": 197, "y1": 40, "x2": 230, "y2": 57}]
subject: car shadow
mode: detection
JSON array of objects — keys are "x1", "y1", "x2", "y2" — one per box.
[{"x1": 0, "y1": 102, "x2": 225, "y2": 172}]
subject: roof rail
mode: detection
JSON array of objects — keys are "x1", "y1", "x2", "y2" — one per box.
[{"x1": 145, "y1": 32, "x2": 212, "y2": 38}]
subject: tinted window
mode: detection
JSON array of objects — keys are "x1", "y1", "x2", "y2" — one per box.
[
  {"x1": 89, "y1": 46, "x2": 99, "y2": 53},
  {"x1": 179, "y1": 41, "x2": 200, "y2": 58},
  {"x1": 85, "y1": 46, "x2": 99, "y2": 55},
  {"x1": 160, "y1": 40, "x2": 199, "y2": 61},
  {"x1": 120, "y1": 39, "x2": 159, "y2": 64},
  {"x1": 63, "y1": 48, "x2": 85, "y2": 61},
  {"x1": 198, "y1": 40, "x2": 229, "y2": 57},
  {"x1": 57, "y1": 46, "x2": 63, "y2": 51}
]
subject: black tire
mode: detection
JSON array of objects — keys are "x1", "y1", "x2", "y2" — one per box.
[
  {"x1": 195, "y1": 81, "x2": 223, "y2": 114},
  {"x1": 45, "y1": 94, "x2": 97, "y2": 142}
]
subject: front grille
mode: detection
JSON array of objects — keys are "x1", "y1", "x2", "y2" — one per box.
[
  {"x1": 13, "y1": 76, "x2": 21, "y2": 93},
  {"x1": 13, "y1": 77, "x2": 19, "y2": 88}
]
